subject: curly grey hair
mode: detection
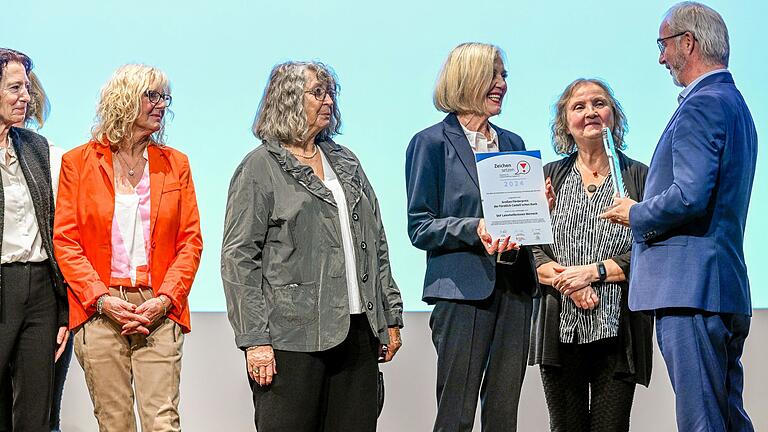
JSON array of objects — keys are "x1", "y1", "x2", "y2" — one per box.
[
  {"x1": 664, "y1": 2, "x2": 729, "y2": 67},
  {"x1": 551, "y1": 78, "x2": 628, "y2": 156},
  {"x1": 253, "y1": 61, "x2": 341, "y2": 145}
]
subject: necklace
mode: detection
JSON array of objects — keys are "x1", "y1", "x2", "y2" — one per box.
[
  {"x1": 576, "y1": 157, "x2": 608, "y2": 193},
  {"x1": 115, "y1": 151, "x2": 144, "y2": 177},
  {"x1": 285, "y1": 145, "x2": 318, "y2": 159}
]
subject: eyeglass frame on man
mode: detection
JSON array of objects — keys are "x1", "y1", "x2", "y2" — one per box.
[
  {"x1": 657, "y1": 31, "x2": 690, "y2": 53},
  {"x1": 304, "y1": 87, "x2": 336, "y2": 101},
  {"x1": 144, "y1": 90, "x2": 172, "y2": 107}
]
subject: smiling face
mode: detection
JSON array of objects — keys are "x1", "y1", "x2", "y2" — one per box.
[
  {"x1": 0, "y1": 62, "x2": 31, "y2": 128},
  {"x1": 132, "y1": 86, "x2": 167, "y2": 139},
  {"x1": 302, "y1": 70, "x2": 334, "y2": 140},
  {"x1": 565, "y1": 82, "x2": 615, "y2": 146},
  {"x1": 658, "y1": 21, "x2": 688, "y2": 87},
  {"x1": 483, "y1": 56, "x2": 507, "y2": 117}
]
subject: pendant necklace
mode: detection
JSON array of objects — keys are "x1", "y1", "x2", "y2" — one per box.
[
  {"x1": 116, "y1": 152, "x2": 143, "y2": 177},
  {"x1": 577, "y1": 158, "x2": 604, "y2": 193}
]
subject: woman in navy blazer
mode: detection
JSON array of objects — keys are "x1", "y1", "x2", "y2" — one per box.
[{"x1": 405, "y1": 42, "x2": 538, "y2": 432}]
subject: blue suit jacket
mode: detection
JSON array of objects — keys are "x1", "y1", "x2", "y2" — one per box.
[
  {"x1": 405, "y1": 113, "x2": 538, "y2": 303},
  {"x1": 629, "y1": 72, "x2": 758, "y2": 315}
]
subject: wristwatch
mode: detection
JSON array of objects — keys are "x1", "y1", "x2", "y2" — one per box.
[{"x1": 596, "y1": 261, "x2": 607, "y2": 282}]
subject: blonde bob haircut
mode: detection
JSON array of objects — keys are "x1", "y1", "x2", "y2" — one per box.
[
  {"x1": 551, "y1": 78, "x2": 628, "y2": 156},
  {"x1": 92, "y1": 64, "x2": 170, "y2": 147},
  {"x1": 253, "y1": 61, "x2": 341, "y2": 145},
  {"x1": 433, "y1": 43, "x2": 503, "y2": 115}
]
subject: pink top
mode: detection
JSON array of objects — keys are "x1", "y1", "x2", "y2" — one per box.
[{"x1": 110, "y1": 150, "x2": 151, "y2": 287}]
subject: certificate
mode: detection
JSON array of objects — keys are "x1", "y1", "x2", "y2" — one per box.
[{"x1": 475, "y1": 150, "x2": 553, "y2": 246}]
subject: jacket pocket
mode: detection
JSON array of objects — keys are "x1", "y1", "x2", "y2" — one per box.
[{"x1": 272, "y1": 282, "x2": 319, "y2": 327}]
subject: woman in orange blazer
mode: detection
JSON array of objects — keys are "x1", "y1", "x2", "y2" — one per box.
[{"x1": 53, "y1": 64, "x2": 202, "y2": 432}]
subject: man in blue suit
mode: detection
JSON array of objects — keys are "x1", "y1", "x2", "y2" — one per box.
[{"x1": 602, "y1": 2, "x2": 758, "y2": 431}]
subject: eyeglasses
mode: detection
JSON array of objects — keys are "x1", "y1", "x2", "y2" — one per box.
[
  {"x1": 144, "y1": 90, "x2": 172, "y2": 106},
  {"x1": 304, "y1": 87, "x2": 336, "y2": 101},
  {"x1": 657, "y1": 31, "x2": 689, "y2": 53}
]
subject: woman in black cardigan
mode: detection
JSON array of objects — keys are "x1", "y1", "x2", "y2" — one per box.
[{"x1": 529, "y1": 79, "x2": 653, "y2": 432}]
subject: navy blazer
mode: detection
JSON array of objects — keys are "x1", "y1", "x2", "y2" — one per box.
[
  {"x1": 405, "y1": 113, "x2": 538, "y2": 303},
  {"x1": 629, "y1": 72, "x2": 758, "y2": 315}
]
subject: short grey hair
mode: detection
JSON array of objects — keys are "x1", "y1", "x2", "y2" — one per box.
[
  {"x1": 253, "y1": 61, "x2": 341, "y2": 145},
  {"x1": 665, "y1": 1, "x2": 729, "y2": 67},
  {"x1": 551, "y1": 78, "x2": 628, "y2": 156}
]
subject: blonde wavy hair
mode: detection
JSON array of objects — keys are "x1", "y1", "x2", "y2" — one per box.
[
  {"x1": 92, "y1": 64, "x2": 170, "y2": 147},
  {"x1": 551, "y1": 78, "x2": 628, "y2": 156},
  {"x1": 433, "y1": 43, "x2": 503, "y2": 115},
  {"x1": 253, "y1": 61, "x2": 341, "y2": 145}
]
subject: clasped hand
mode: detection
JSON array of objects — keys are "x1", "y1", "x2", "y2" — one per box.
[
  {"x1": 551, "y1": 265, "x2": 600, "y2": 310},
  {"x1": 101, "y1": 295, "x2": 167, "y2": 336}
]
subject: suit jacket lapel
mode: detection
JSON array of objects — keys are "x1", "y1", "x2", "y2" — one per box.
[
  {"x1": 95, "y1": 144, "x2": 115, "y2": 194},
  {"x1": 443, "y1": 114, "x2": 480, "y2": 189},
  {"x1": 148, "y1": 145, "x2": 167, "y2": 239}
]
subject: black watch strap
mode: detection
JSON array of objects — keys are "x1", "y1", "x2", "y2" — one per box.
[{"x1": 596, "y1": 261, "x2": 607, "y2": 282}]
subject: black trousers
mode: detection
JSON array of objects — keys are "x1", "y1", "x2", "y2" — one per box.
[
  {"x1": 540, "y1": 338, "x2": 636, "y2": 432},
  {"x1": 0, "y1": 262, "x2": 58, "y2": 432},
  {"x1": 430, "y1": 274, "x2": 533, "y2": 432},
  {"x1": 0, "y1": 332, "x2": 72, "y2": 432},
  {"x1": 251, "y1": 314, "x2": 380, "y2": 432}
]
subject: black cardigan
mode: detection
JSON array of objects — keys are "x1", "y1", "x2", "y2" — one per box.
[{"x1": 528, "y1": 151, "x2": 654, "y2": 387}]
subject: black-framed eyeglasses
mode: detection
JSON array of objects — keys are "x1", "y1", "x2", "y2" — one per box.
[
  {"x1": 657, "y1": 31, "x2": 689, "y2": 53},
  {"x1": 304, "y1": 87, "x2": 336, "y2": 101},
  {"x1": 144, "y1": 90, "x2": 172, "y2": 106}
]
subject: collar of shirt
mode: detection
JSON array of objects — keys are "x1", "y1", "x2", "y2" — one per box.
[
  {"x1": 678, "y1": 68, "x2": 729, "y2": 104},
  {"x1": 0, "y1": 137, "x2": 18, "y2": 167},
  {"x1": 459, "y1": 123, "x2": 499, "y2": 153}
]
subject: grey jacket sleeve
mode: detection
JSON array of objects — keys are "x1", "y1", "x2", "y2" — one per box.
[
  {"x1": 221, "y1": 155, "x2": 273, "y2": 349},
  {"x1": 361, "y1": 168, "x2": 404, "y2": 329}
]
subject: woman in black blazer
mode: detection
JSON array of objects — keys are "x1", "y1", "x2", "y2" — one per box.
[
  {"x1": 529, "y1": 78, "x2": 653, "y2": 432},
  {"x1": 405, "y1": 42, "x2": 538, "y2": 432}
]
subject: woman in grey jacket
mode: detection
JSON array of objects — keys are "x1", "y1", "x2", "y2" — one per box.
[{"x1": 221, "y1": 61, "x2": 404, "y2": 432}]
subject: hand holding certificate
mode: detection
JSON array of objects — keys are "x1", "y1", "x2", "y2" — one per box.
[{"x1": 475, "y1": 150, "x2": 554, "y2": 246}]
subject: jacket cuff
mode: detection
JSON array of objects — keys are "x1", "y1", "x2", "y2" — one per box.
[
  {"x1": 384, "y1": 308, "x2": 404, "y2": 328},
  {"x1": 84, "y1": 281, "x2": 110, "y2": 310},
  {"x1": 57, "y1": 308, "x2": 69, "y2": 328},
  {"x1": 236, "y1": 332, "x2": 271, "y2": 351}
]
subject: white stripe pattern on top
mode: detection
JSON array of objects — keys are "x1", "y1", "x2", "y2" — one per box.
[{"x1": 551, "y1": 165, "x2": 632, "y2": 344}]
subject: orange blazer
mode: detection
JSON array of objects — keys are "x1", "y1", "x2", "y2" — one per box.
[{"x1": 54, "y1": 140, "x2": 203, "y2": 332}]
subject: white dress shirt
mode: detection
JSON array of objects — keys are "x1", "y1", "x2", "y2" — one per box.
[
  {"x1": 460, "y1": 123, "x2": 499, "y2": 153},
  {"x1": 0, "y1": 137, "x2": 47, "y2": 263}
]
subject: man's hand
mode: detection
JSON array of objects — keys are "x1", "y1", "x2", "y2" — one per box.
[{"x1": 599, "y1": 197, "x2": 637, "y2": 227}]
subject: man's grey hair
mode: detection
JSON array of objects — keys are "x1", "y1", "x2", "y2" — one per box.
[
  {"x1": 253, "y1": 61, "x2": 341, "y2": 145},
  {"x1": 665, "y1": 2, "x2": 729, "y2": 67}
]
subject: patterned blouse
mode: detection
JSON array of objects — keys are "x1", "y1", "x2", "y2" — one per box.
[{"x1": 551, "y1": 165, "x2": 632, "y2": 344}]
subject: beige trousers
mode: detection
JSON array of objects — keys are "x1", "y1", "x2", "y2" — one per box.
[{"x1": 74, "y1": 287, "x2": 184, "y2": 432}]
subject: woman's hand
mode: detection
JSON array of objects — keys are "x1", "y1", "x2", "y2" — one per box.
[
  {"x1": 54, "y1": 327, "x2": 69, "y2": 362},
  {"x1": 379, "y1": 327, "x2": 402, "y2": 363},
  {"x1": 552, "y1": 265, "x2": 596, "y2": 295},
  {"x1": 569, "y1": 286, "x2": 600, "y2": 310},
  {"x1": 247, "y1": 345, "x2": 277, "y2": 386},
  {"x1": 537, "y1": 261, "x2": 565, "y2": 286},
  {"x1": 135, "y1": 295, "x2": 170, "y2": 324},
  {"x1": 477, "y1": 219, "x2": 519, "y2": 255},
  {"x1": 545, "y1": 177, "x2": 556, "y2": 212},
  {"x1": 101, "y1": 295, "x2": 151, "y2": 335}
]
